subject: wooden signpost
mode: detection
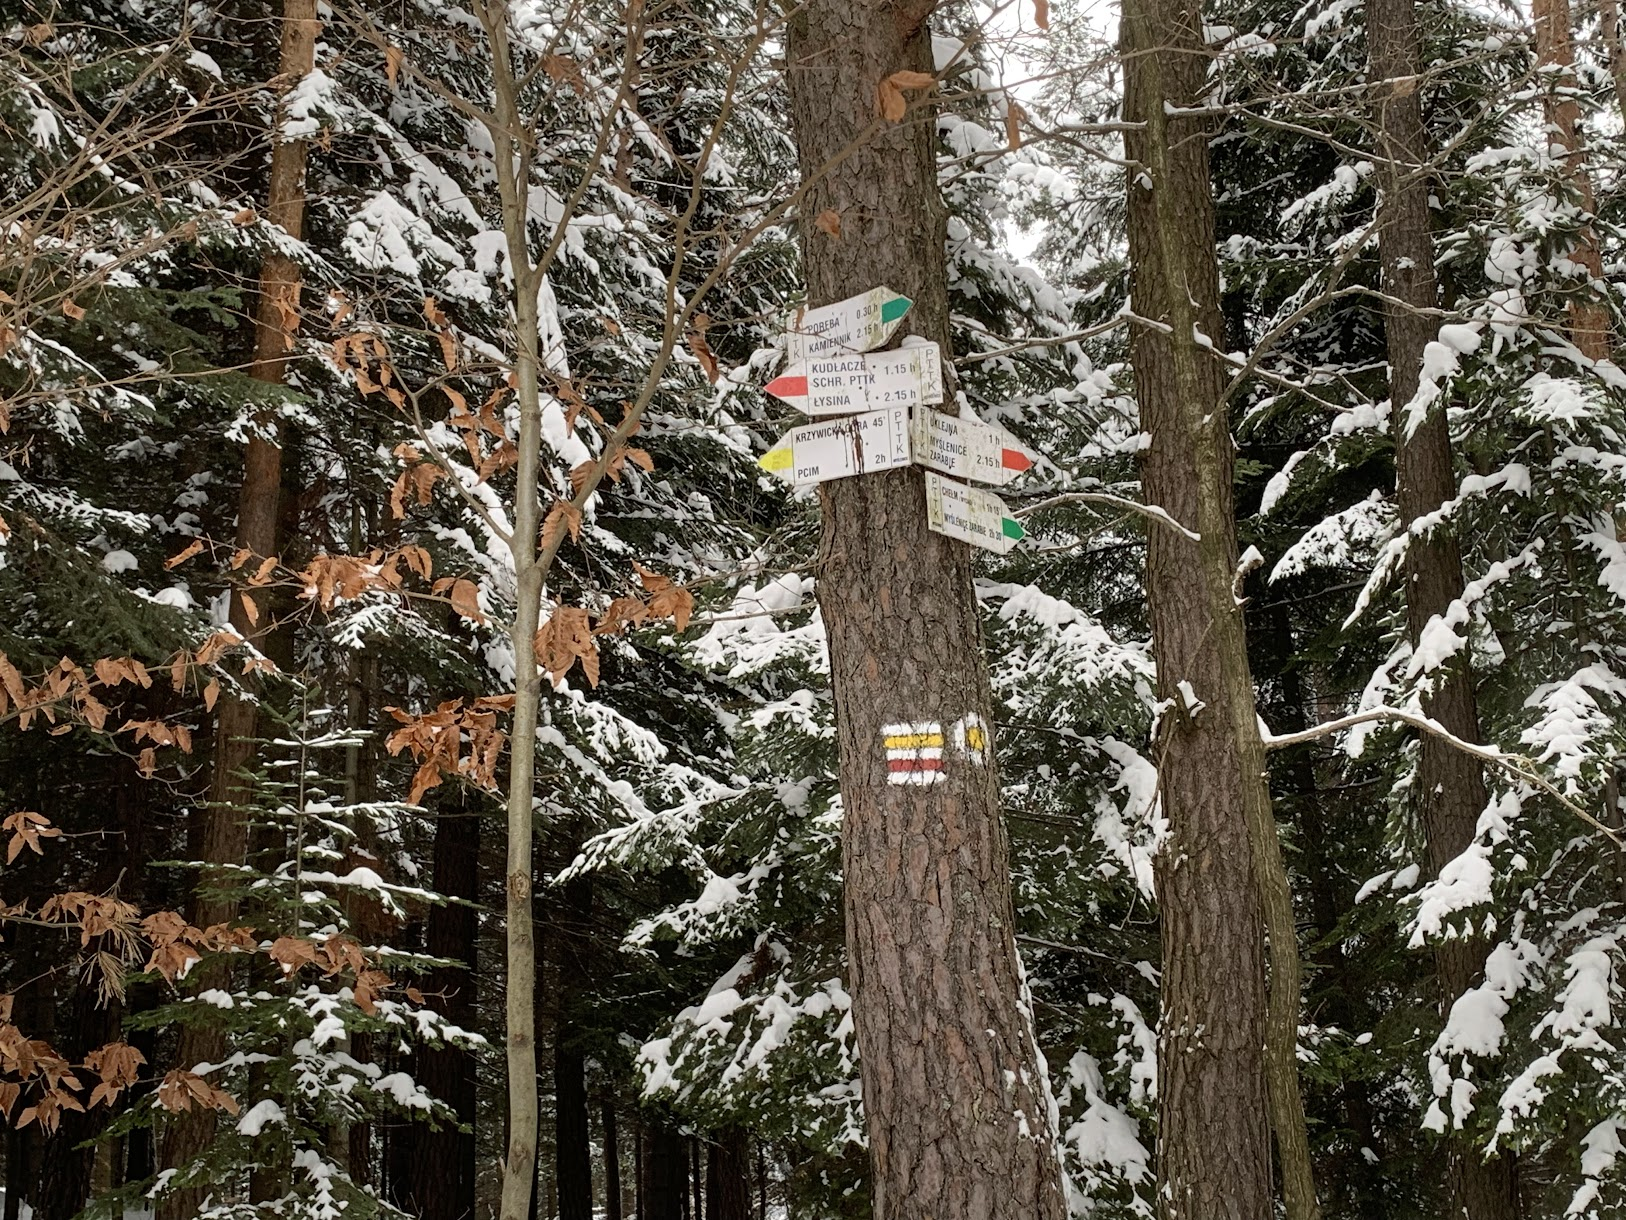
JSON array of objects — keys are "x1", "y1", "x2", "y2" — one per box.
[
  {"x1": 762, "y1": 287, "x2": 1032, "y2": 554},
  {"x1": 758, "y1": 407, "x2": 912, "y2": 487},
  {"x1": 786, "y1": 286, "x2": 913, "y2": 362},
  {"x1": 910, "y1": 407, "x2": 1032, "y2": 487},
  {"x1": 923, "y1": 471, "x2": 1025, "y2": 555},
  {"x1": 764, "y1": 341, "x2": 944, "y2": 416}
]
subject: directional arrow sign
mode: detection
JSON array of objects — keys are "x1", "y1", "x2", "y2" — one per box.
[
  {"x1": 910, "y1": 407, "x2": 1033, "y2": 486},
  {"x1": 759, "y1": 407, "x2": 911, "y2": 487},
  {"x1": 923, "y1": 471, "x2": 1025, "y2": 554},
  {"x1": 786, "y1": 287, "x2": 912, "y2": 363},
  {"x1": 764, "y1": 342, "x2": 944, "y2": 416}
]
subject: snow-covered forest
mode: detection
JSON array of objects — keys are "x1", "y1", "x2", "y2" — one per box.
[{"x1": 3, "y1": 0, "x2": 1625, "y2": 1213}]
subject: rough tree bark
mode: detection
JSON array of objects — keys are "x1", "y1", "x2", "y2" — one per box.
[
  {"x1": 1365, "y1": 2, "x2": 1526, "y2": 1216},
  {"x1": 603, "y1": 1101, "x2": 623, "y2": 1220},
  {"x1": 1120, "y1": 0, "x2": 1317, "y2": 1215},
  {"x1": 156, "y1": 5, "x2": 318, "y2": 1214},
  {"x1": 403, "y1": 807, "x2": 480, "y2": 1220},
  {"x1": 704, "y1": 1129, "x2": 751, "y2": 1220},
  {"x1": 1531, "y1": 0, "x2": 1612, "y2": 362},
  {"x1": 1372, "y1": 2, "x2": 1547, "y2": 1216},
  {"x1": 641, "y1": 1118, "x2": 687, "y2": 1220},
  {"x1": 782, "y1": 3, "x2": 1069, "y2": 1218}
]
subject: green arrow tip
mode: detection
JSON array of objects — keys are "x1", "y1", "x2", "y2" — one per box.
[{"x1": 881, "y1": 295, "x2": 912, "y2": 324}]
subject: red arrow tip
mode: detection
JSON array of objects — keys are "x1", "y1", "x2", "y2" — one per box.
[
  {"x1": 1001, "y1": 448, "x2": 1033, "y2": 472},
  {"x1": 765, "y1": 374, "x2": 808, "y2": 401}
]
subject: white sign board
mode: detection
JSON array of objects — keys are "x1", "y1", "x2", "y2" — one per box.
[
  {"x1": 923, "y1": 471, "x2": 1025, "y2": 554},
  {"x1": 759, "y1": 407, "x2": 911, "y2": 487},
  {"x1": 786, "y1": 287, "x2": 912, "y2": 363},
  {"x1": 910, "y1": 408, "x2": 1033, "y2": 486},
  {"x1": 765, "y1": 343, "x2": 944, "y2": 416}
]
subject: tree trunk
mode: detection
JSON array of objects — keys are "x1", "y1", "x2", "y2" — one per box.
[
  {"x1": 603, "y1": 1102, "x2": 623, "y2": 1220},
  {"x1": 1602, "y1": 0, "x2": 1626, "y2": 122},
  {"x1": 554, "y1": 1017, "x2": 592, "y2": 1220},
  {"x1": 1365, "y1": 1, "x2": 1525, "y2": 1215},
  {"x1": 782, "y1": 5, "x2": 1068, "y2": 1219},
  {"x1": 555, "y1": 844, "x2": 594, "y2": 1220},
  {"x1": 480, "y1": 0, "x2": 546, "y2": 1210},
  {"x1": 641, "y1": 1118, "x2": 686, "y2": 1220},
  {"x1": 705, "y1": 1129, "x2": 751, "y2": 1220},
  {"x1": 1531, "y1": 0, "x2": 1612, "y2": 361},
  {"x1": 157, "y1": 4, "x2": 318, "y2": 1215},
  {"x1": 405, "y1": 806, "x2": 481, "y2": 1220},
  {"x1": 1121, "y1": 0, "x2": 1318, "y2": 1215}
]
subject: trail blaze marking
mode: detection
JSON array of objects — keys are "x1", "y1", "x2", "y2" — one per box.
[
  {"x1": 953, "y1": 713, "x2": 989, "y2": 765},
  {"x1": 883, "y1": 721, "x2": 945, "y2": 785}
]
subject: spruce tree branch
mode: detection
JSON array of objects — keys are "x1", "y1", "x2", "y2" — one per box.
[
  {"x1": 1261, "y1": 706, "x2": 1624, "y2": 846},
  {"x1": 1015, "y1": 490, "x2": 1200, "y2": 540}
]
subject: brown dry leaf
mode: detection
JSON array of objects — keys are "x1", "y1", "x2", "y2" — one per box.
[
  {"x1": 542, "y1": 501, "x2": 583, "y2": 551},
  {"x1": 687, "y1": 319, "x2": 719, "y2": 384},
  {"x1": 594, "y1": 596, "x2": 649, "y2": 636},
  {"x1": 0, "y1": 655, "x2": 23, "y2": 708},
  {"x1": 158, "y1": 1070, "x2": 237, "y2": 1115},
  {"x1": 391, "y1": 460, "x2": 446, "y2": 518},
  {"x1": 814, "y1": 209, "x2": 843, "y2": 239},
  {"x1": 24, "y1": 22, "x2": 53, "y2": 45},
  {"x1": 649, "y1": 585, "x2": 695, "y2": 632},
  {"x1": 446, "y1": 578, "x2": 485, "y2": 624},
  {"x1": 1035, "y1": 0, "x2": 1049, "y2": 28},
  {"x1": 542, "y1": 53, "x2": 585, "y2": 94},
  {"x1": 888, "y1": 70, "x2": 936, "y2": 89},
  {"x1": 331, "y1": 295, "x2": 354, "y2": 329},
  {"x1": 239, "y1": 593, "x2": 259, "y2": 627},
  {"x1": 232, "y1": 208, "x2": 258, "y2": 227},
  {"x1": 533, "y1": 606, "x2": 598, "y2": 687},
  {"x1": 632, "y1": 560, "x2": 673, "y2": 593},
  {"x1": 269, "y1": 936, "x2": 320, "y2": 974},
  {"x1": 5, "y1": 811, "x2": 61, "y2": 864},
  {"x1": 61, "y1": 299, "x2": 86, "y2": 322},
  {"x1": 876, "y1": 77, "x2": 905, "y2": 122},
  {"x1": 164, "y1": 539, "x2": 204, "y2": 570},
  {"x1": 385, "y1": 44, "x2": 404, "y2": 86},
  {"x1": 569, "y1": 460, "x2": 597, "y2": 498},
  {"x1": 203, "y1": 680, "x2": 220, "y2": 712},
  {"x1": 877, "y1": 70, "x2": 935, "y2": 122},
  {"x1": 1005, "y1": 102, "x2": 1023, "y2": 149}
]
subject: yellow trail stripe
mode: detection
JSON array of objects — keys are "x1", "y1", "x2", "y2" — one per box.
[{"x1": 884, "y1": 733, "x2": 943, "y2": 750}]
